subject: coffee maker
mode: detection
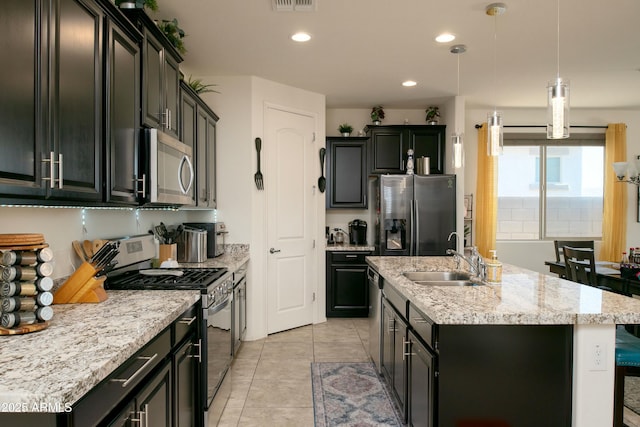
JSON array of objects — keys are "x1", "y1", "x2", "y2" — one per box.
[{"x1": 348, "y1": 219, "x2": 367, "y2": 245}]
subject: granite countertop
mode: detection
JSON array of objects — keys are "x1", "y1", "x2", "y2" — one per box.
[
  {"x1": 366, "y1": 256, "x2": 640, "y2": 325},
  {"x1": 179, "y1": 243, "x2": 250, "y2": 272},
  {"x1": 0, "y1": 290, "x2": 200, "y2": 412},
  {"x1": 326, "y1": 243, "x2": 375, "y2": 252}
]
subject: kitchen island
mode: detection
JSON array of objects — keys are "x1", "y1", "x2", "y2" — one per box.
[
  {"x1": 367, "y1": 255, "x2": 640, "y2": 427},
  {"x1": 0, "y1": 290, "x2": 200, "y2": 423}
]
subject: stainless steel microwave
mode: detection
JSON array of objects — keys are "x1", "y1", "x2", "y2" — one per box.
[{"x1": 140, "y1": 128, "x2": 195, "y2": 206}]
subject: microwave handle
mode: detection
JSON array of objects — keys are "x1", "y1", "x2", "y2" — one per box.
[{"x1": 179, "y1": 155, "x2": 194, "y2": 195}]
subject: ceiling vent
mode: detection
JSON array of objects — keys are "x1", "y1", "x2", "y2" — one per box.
[{"x1": 272, "y1": 0, "x2": 316, "y2": 12}]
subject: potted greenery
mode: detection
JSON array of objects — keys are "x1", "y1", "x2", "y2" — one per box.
[
  {"x1": 157, "y1": 18, "x2": 186, "y2": 54},
  {"x1": 338, "y1": 123, "x2": 354, "y2": 137},
  {"x1": 187, "y1": 76, "x2": 220, "y2": 94},
  {"x1": 425, "y1": 106, "x2": 440, "y2": 125},
  {"x1": 370, "y1": 105, "x2": 385, "y2": 125},
  {"x1": 115, "y1": 0, "x2": 158, "y2": 11}
]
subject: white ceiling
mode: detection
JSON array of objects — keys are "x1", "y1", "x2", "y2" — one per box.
[{"x1": 150, "y1": 0, "x2": 640, "y2": 110}]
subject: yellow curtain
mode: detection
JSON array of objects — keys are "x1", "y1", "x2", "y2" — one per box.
[
  {"x1": 599, "y1": 123, "x2": 627, "y2": 262},
  {"x1": 475, "y1": 124, "x2": 498, "y2": 257}
]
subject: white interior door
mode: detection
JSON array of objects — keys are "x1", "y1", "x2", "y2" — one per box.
[{"x1": 265, "y1": 105, "x2": 316, "y2": 334}]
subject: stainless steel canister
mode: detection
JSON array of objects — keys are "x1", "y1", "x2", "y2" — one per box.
[
  {"x1": 177, "y1": 227, "x2": 208, "y2": 262},
  {"x1": 416, "y1": 157, "x2": 430, "y2": 175}
]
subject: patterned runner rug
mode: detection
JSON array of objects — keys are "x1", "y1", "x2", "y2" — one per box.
[{"x1": 311, "y1": 362, "x2": 402, "y2": 427}]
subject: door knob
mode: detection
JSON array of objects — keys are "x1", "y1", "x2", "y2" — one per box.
[{"x1": 269, "y1": 248, "x2": 281, "y2": 254}]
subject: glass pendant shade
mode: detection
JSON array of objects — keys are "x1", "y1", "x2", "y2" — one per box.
[
  {"x1": 613, "y1": 162, "x2": 629, "y2": 180},
  {"x1": 452, "y1": 134, "x2": 464, "y2": 169},
  {"x1": 547, "y1": 77, "x2": 570, "y2": 139},
  {"x1": 487, "y1": 111, "x2": 503, "y2": 156}
]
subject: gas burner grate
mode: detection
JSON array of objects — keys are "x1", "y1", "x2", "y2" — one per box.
[{"x1": 106, "y1": 268, "x2": 228, "y2": 291}]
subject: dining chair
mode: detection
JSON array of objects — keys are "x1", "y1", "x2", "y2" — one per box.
[
  {"x1": 563, "y1": 246, "x2": 598, "y2": 287},
  {"x1": 554, "y1": 240, "x2": 594, "y2": 263}
]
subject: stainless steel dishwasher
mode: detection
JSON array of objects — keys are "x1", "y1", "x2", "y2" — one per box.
[{"x1": 368, "y1": 267, "x2": 382, "y2": 373}]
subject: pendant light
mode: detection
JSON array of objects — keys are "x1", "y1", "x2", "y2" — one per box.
[
  {"x1": 486, "y1": 3, "x2": 506, "y2": 156},
  {"x1": 547, "y1": 0, "x2": 570, "y2": 139},
  {"x1": 450, "y1": 44, "x2": 466, "y2": 169}
]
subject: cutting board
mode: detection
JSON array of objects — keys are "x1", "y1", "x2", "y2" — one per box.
[
  {"x1": 0, "y1": 321, "x2": 49, "y2": 335},
  {"x1": 0, "y1": 233, "x2": 45, "y2": 246}
]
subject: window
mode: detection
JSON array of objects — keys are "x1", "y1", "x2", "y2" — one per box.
[{"x1": 496, "y1": 132, "x2": 605, "y2": 240}]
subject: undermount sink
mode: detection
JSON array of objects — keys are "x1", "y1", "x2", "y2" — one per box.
[{"x1": 403, "y1": 271, "x2": 481, "y2": 286}]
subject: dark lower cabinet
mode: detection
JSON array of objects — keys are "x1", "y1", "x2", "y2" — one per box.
[
  {"x1": 381, "y1": 296, "x2": 407, "y2": 421},
  {"x1": 326, "y1": 137, "x2": 368, "y2": 208},
  {"x1": 108, "y1": 361, "x2": 172, "y2": 427},
  {"x1": 326, "y1": 251, "x2": 371, "y2": 317},
  {"x1": 407, "y1": 330, "x2": 435, "y2": 427},
  {"x1": 173, "y1": 335, "x2": 199, "y2": 427}
]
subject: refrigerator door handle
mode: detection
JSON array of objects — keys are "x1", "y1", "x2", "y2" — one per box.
[
  {"x1": 410, "y1": 199, "x2": 416, "y2": 256},
  {"x1": 414, "y1": 199, "x2": 419, "y2": 256}
]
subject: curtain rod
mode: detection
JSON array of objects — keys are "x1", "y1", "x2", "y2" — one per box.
[{"x1": 474, "y1": 124, "x2": 608, "y2": 129}]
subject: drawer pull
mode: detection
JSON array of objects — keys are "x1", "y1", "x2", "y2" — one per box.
[
  {"x1": 179, "y1": 316, "x2": 197, "y2": 326},
  {"x1": 110, "y1": 353, "x2": 158, "y2": 388},
  {"x1": 345, "y1": 255, "x2": 358, "y2": 258},
  {"x1": 412, "y1": 317, "x2": 429, "y2": 324}
]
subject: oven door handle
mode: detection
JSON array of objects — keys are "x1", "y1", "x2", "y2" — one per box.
[{"x1": 208, "y1": 295, "x2": 231, "y2": 315}]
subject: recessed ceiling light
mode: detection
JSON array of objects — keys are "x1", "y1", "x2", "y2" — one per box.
[
  {"x1": 291, "y1": 32, "x2": 311, "y2": 42},
  {"x1": 402, "y1": 80, "x2": 417, "y2": 87},
  {"x1": 435, "y1": 33, "x2": 455, "y2": 43}
]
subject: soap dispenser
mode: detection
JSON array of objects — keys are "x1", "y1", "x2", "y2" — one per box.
[{"x1": 486, "y1": 250, "x2": 503, "y2": 284}]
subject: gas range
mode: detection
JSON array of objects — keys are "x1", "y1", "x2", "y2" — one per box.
[{"x1": 103, "y1": 235, "x2": 232, "y2": 307}]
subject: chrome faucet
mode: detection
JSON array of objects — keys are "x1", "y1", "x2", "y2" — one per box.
[
  {"x1": 447, "y1": 231, "x2": 461, "y2": 251},
  {"x1": 446, "y1": 246, "x2": 486, "y2": 282}
]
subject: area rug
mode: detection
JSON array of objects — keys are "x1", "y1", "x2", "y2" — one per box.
[
  {"x1": 626, "y1": 377, "x2": 640, "y2": 415},
  {"x1": 311, "y1": 362, "x2": 403, "y2": 427}
]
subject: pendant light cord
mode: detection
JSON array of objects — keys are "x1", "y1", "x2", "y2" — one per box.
[
  {"x1": 556, "y1": 0, "x2": 561, "y2": 78},
  {"x1": 493, "y1": 13, "x2": 498, "y2": 113}
]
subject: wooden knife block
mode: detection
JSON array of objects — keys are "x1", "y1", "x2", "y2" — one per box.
[{"x1": 53, "y1": 261, "x2": 108, "y2": 304}]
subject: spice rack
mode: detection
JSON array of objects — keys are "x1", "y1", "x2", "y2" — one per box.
[{"x1": 0, "y1": 233, "x2": 55, "y2": 335}]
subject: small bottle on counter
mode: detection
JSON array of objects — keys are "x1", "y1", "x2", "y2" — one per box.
[
  {"x1": 1, "y1": 263, "x2": 54, "y2": 281},
  {"x1": 2, "y1": 247, "x2": 54, "y2": 266},
  {"x1": 35, "y1": 306, "x2": 54, "y2": 322},
  {"x1": 485, "y1": 250, "x2": 503, "y2": 284},
  {"x1": 0, "y1": 282, "x2": 38, "y2": 297},
  {"x1": 621, "y1": 252, "x2": 629, "y2": 269}
]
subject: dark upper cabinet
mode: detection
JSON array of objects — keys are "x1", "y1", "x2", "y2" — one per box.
[
  {"x1": 367, "y1": 125, "x2": 446, "y2": 175},
  {"x1": 124, "y1": 9, "x2": 183, "y2": 139},
  {"x1": 181, "y1": 81, "x2": 218, "y2": 208},
  {"x1": 105, "y1": 16, "x2": 141, "y2": 205},
  {"x1": 0, "y1": 0, "x2": 48, "y2": 200},
  {"x1": 326, "y1": 137, "x2": 368, "y2": 209},
  {"x1": 0, "y1": 0, "x2": 142, "y2": 205}
]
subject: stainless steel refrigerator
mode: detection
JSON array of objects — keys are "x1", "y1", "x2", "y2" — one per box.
[{"x1": 375, "y1": 174, "x2": 456, "y2": 256}]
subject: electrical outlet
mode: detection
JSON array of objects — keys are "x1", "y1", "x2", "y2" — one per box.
[{"x1": 590, "y1": 343, "x2": 607, "y2": 371}]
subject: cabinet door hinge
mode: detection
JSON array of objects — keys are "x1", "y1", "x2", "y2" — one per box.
[
  {"x1": 312, "y1": 292, "x2": 316, "y2": 302},
  {"x1": 312, "y1": 239, "x2": 316, "y2": 248},
  {"x1": 312, "y1": 132, "x2": 316, "y2": 142}
]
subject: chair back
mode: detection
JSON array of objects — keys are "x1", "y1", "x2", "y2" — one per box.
[
  {"x1": 563, "y1": 246, "x2": 598, "y2": 286},
  {"x1": 554, "y1": 240, "x2": 594, "y2": 263}
]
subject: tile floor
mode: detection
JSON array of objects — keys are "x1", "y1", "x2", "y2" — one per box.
[
  {"x1": 213, "y1": 317, "x2": 640, "y2": 427},
  {"x1": 215, "y1": 317, "x2": 370, "y2": 427}
]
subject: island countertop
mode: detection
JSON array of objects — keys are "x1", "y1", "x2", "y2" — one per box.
[
  {"x1": 0, "y1": 290, "x2": 200, "y2": 412},
  {"x1": 366, "y1": 255, "x2": 640, "y2": 325}
]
